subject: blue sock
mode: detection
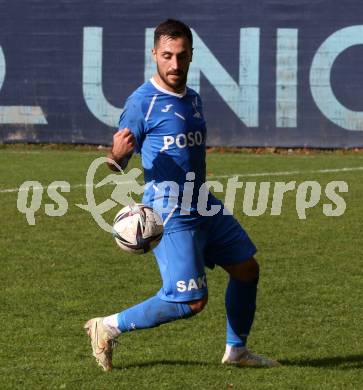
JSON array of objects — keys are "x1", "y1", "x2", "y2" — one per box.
[
  {"x1": 225, "y1": 277, "x2": 258, "y2": 347},
  {"x1": 117, "y1": 295, "x2": 193, "y2": 332}
]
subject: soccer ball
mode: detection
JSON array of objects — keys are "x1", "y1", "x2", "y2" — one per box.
[{"x1": 112, "y1": 203, "x2": 164, "y2": 254}]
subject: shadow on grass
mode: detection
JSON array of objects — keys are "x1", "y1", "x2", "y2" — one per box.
[
  {"x1": 280, "y1": 354, "x2": 363, "y2": 369},
  {"x1": 116, "y1": 354, "x2": 363, "y2": 370},
  {"x1": 115, "y1": 359, "x2": 217, "y2": 369}
]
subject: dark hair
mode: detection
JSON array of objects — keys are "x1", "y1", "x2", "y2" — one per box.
[{"x1": 154, "y1": 19, "x2": 193, "y2": 48}]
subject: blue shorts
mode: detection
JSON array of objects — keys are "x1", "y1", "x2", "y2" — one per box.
[{"x1": 153, "y1": 212, "x2": 257, "y2": 302}]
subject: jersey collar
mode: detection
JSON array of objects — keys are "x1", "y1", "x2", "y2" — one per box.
[{"x1": 150, "y1": 77, "x2": 187, "y2": 98}]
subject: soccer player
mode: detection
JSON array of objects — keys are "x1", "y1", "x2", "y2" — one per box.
[{"x1": 85, "y1": 19, "x2": 279, "y2": 371}]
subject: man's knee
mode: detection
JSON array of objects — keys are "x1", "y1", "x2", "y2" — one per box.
[
  {"x1": 188, "y1": 294, "x2": 208, "y2": 314},
  {"x1": 223, "y1": 257, "x2": 260, "y2": 282}
]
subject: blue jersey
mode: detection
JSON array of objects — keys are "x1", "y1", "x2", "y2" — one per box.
[{"x1": 119, "y1": 78, "x2": 221, "y2": 232}]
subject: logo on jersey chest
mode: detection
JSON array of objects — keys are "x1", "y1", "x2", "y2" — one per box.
[
  {"x1": 160, "y1": 100, "x2": 202, "y2": 121},
  {"x1": 161, "y1": 104, "x2": 173, "y2": 113},
  {"x1": 161, "y1": 104, "x2": 186, "y2": 121},
  {"x1": 176, "y1": 275, "x2": 207, "y2": 292}
]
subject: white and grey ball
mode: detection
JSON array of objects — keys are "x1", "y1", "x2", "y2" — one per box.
[{"x1": 112, "y1": 204, "x2": 164, "y2": 254}]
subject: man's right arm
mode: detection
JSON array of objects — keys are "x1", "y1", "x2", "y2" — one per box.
[{"x1": 107, "y1": 128, "x2": 136, "y2": 171}]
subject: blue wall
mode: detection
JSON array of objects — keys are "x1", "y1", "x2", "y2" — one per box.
[{"x1": 1, "y1": 0, "x2": 363, "y2": 147}]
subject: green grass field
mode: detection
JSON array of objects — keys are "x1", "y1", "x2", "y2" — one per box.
[{"x1": 1, "y1": 146, "x2": 362, "y2": 389}]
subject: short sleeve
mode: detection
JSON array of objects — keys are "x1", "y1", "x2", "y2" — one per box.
[{"x1": 118, "y1": 97, "x2": 146, "y2": 153}]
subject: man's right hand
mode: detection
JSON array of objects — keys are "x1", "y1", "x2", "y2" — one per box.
[
  {"x1": 107, "y1": 128, "x2": 136, "y2": 170},
  {"x1": 111, "y1": 128, "x2": 136, "y2": 159}
]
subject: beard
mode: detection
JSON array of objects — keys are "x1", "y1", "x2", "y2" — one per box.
[{"x1": 157, "y1": 63, "x2": 189, "y2": 92}]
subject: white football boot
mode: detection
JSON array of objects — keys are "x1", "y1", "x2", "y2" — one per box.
[
  {"x1": 84, "y1": 317, "x2": 119, "y2": 371},
  {"x1": 222, "y1": 346, "x2": 280, "y2": 368}
]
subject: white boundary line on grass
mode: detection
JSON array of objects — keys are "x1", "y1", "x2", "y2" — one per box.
[
  {"x1": 211, "y1": 166, "x2": 363, "y2": 179},
  {"x1": 1, "y1": 166, "x2": 363, "y2": 194}
]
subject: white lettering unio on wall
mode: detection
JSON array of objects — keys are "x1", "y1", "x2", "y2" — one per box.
[{"x1": 1, "y1": 25, "x2": 362, "y2": 132}]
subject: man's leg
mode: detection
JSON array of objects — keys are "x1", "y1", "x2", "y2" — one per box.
[
  {"x1": 205, "y1": 211, "x2": 279, "y2": 367},
  {"x1": 222, "y1": 258, "x2": 259, "y2": 349},
  {"x1": 85, "y1": 295, "x2": 207, "y2": 371},
  {"x1": 221, "y1": 258, "x2": 279, "y2": 367},
  {"x1": 104, "y1": 294, "x2": 207, "y2": 333},
  {"x1": 85, "y1": 228, "x2": 208, "y2": 371},
  {"x1": 110, "y1": 228, "x2": 208, "y2": 333}
]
